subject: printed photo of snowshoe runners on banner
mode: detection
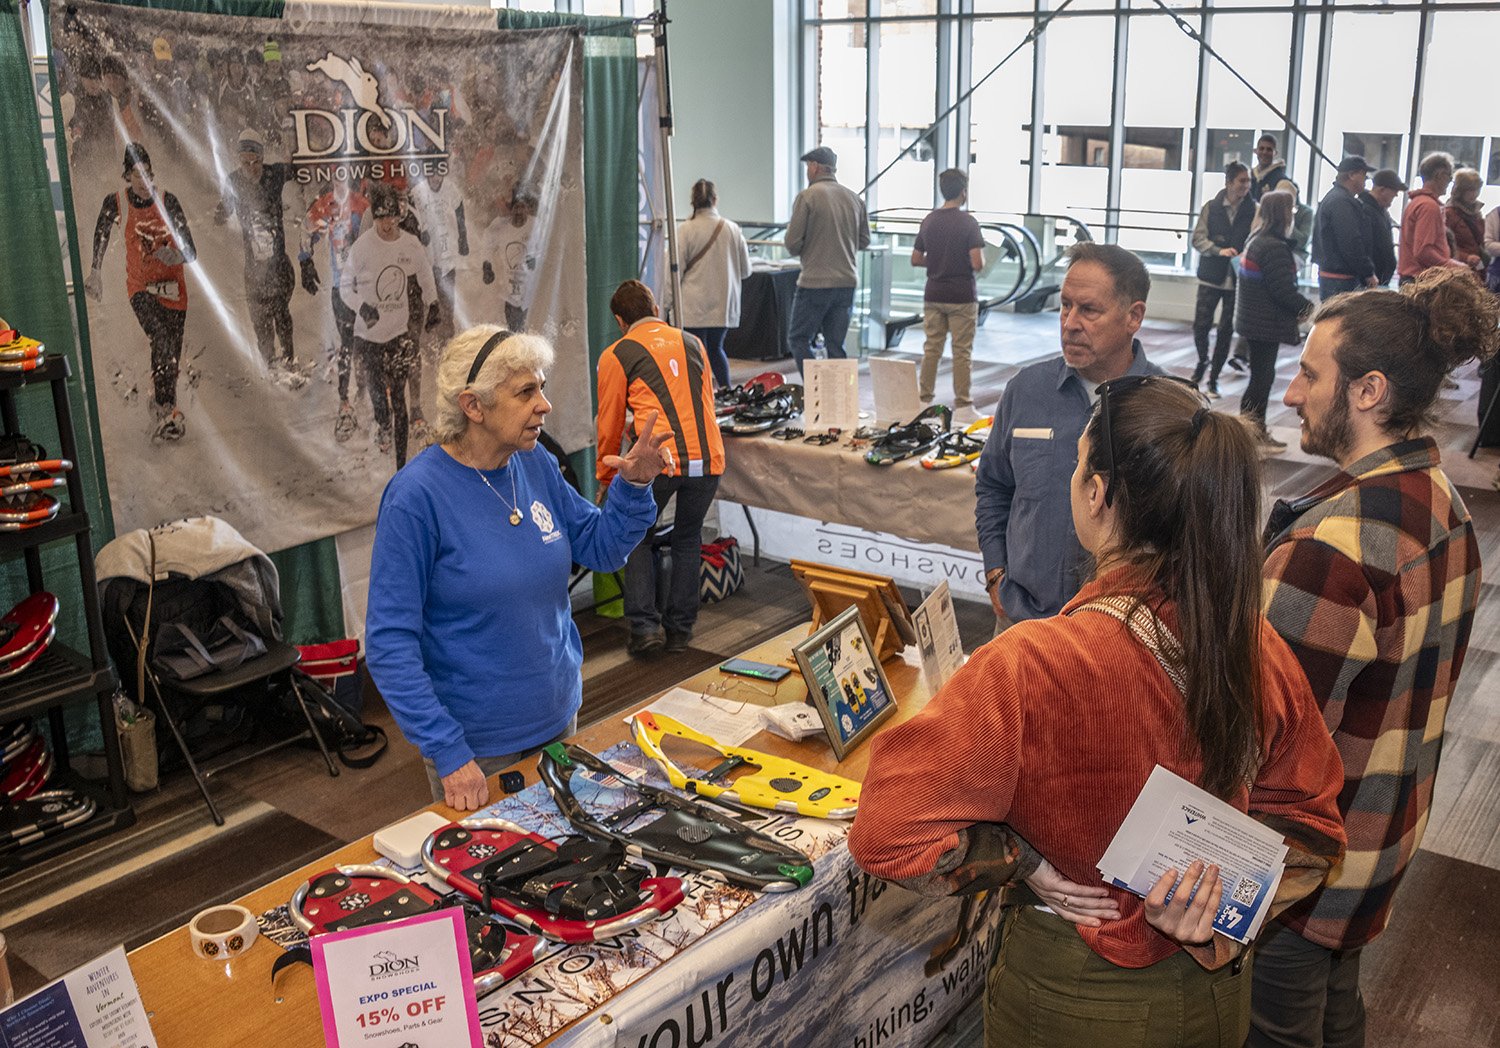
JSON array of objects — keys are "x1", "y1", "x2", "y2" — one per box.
[{"x1": 51, "y1": 0, "x2": 588, "y2": 551}]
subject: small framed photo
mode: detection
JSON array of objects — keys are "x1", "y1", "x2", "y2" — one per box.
[{"x1": 793, "y1": 605, "x2": 899, "y2": 761}]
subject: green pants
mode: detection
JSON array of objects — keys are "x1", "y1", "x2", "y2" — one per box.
[{"x1": 985, "y1": 906, "x2": 1252, "y2": 1048}]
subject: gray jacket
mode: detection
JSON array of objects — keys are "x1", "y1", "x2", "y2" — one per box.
[{"x1": 784, "y1": 174, "x2": 870, "y2": 288}]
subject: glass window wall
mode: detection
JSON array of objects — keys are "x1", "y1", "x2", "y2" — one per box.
[{"x1": 800, "y1": 1, "x2": 1500, "y2": 272}]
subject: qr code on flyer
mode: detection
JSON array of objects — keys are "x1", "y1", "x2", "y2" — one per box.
[{"x1": 1232, "y1": 876, "x2": 1262, "y2": 906}]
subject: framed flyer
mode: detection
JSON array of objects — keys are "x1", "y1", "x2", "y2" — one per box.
[{"x1": 793, "y1": 605, "x2": 899, "y2": 760}]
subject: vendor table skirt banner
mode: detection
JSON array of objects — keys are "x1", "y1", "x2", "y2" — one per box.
[{"x1": 50, "y1": 0, "x2": 588, "y2": 551}]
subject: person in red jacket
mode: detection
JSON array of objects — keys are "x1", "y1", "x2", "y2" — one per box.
[
  {"x1": 849, "y1": 377, "x2": 1345, "y2": 1048},
  {"x1": 85, "y1": 143, "x2": 196, "y2": 442},
  {"x1": 1444, "y1": 168, "x2": 1488, "y2": 275},
  {"x1": 1398, "y1": 152, "x2": 1469, "y2": 283}
]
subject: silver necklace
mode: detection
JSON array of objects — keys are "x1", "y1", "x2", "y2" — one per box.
[{"x1": 473, "y1": 464, "x2": 523, "y2": 526}]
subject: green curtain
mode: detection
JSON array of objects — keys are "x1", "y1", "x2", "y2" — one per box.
[
  {"x1": 495, "y1": 11, "x2": 640, "y2": 495},
  {"x1": 0, "y1": 6, "x2": 111, "y2": 646},
  {"x1": 0, "y1": 4, "x2": 116, "y2": 750}
]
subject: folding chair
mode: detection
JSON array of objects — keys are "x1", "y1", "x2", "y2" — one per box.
[{"x1": 96, "y1": 517, "x2": 338, "y2": 826}]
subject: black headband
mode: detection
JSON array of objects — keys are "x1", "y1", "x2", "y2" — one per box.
[{"x1": 466, "y1": 330, "x2": 513, "y2": 386}]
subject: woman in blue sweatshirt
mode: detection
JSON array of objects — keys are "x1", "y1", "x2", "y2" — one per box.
[{"x1": 366, "y1": 325, "x2": 669, "y2": 809}]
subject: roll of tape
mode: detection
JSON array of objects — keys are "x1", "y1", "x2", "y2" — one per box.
[{"x1": 189, "y1": 904, "x2": 258, "y2": 961}]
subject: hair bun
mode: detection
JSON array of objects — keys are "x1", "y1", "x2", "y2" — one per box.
[{"x1": 1403, "y1": 267, "x2": 1500, "y2": 370}]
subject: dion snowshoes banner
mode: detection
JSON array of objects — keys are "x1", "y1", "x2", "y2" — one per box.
[{"x1": 50, "y1": 0, "x2": 588, "y2": 550}]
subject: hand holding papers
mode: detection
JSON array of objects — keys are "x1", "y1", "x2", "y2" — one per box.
[{"x1": 1099, "y1": 765, "x2": 1288, "y2": 945}]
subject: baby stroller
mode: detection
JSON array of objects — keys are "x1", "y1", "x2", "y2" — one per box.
[{"x1": 96, "y1": 516, "x2": 338, "y2": 825}]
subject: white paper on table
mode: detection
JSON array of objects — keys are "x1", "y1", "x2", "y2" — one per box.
[
  {"x1": 868, "y1": 355, "x2": 922, "y2": 425},
  {"x1": 1098, "y1": 765, "x2": 1290, "y2": 944},
  {"x1": 912, "y1": 581, "x2": 965, "y2": 692},
  {"x1": 804, "y1": 358, "x2": 861, "y2": 433},
  {"x1": 0, "y1": 944, "x2": 158, "y2": 1048},
  {"x1": 628, "y1": 686, "x2": 766, "y2": 746}
]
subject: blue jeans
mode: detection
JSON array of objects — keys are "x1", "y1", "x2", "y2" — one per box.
[
  {"x1": 1317, "y1": 275, "x2": 1362, "y2": 300},
  {"x1": 788, "y1": 285, "x2": 856, "y2": 373},
  {"x1": 624, "y1": 473, "x2": 721, "y2": 637},
  {"x1": 687, "y1": 326, "x2": 731, "y2": 389}
]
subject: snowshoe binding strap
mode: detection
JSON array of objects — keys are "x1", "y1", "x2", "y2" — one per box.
[
  {"x1": 865, "y1": 404, "x2": 953, "y2": 465},
  {"x1": 285, "y1": 864, "x2": 544, "y2": 996},
  {"x1": 631, "y1": 711, "x2": 861, "y2": 819},
  {"x1": 921, "y1": 416, "x2": 992, "y2": 470},
  {"x1": 538, "y1": 743, "x2": 814, "y2": 892},
  {"x1": 744, "y1": 371, "x2": 785, "y2": 396},
  {"x1": 422, "y1": 819, "x2": 684, "y2": 944},
  {"x1": 724, "y1": 385, "x2": 803, "y2": 435},
  {"x1": 289, "y1": 864, "x2": 446, "y2": 936}
]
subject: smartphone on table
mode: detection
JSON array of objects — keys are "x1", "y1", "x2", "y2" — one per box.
[{"x1": 719, "y1": 657, "x2": 793, "y2": 683}]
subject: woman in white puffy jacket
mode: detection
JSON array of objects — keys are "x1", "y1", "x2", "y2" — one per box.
[{"x1": 674, "y1": 179, "x2": 751, "y2": 389}]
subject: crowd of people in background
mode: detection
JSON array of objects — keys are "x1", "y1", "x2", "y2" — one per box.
[{"x1": 1176, "y1": 137, "x2": 1499, "y2": 470}]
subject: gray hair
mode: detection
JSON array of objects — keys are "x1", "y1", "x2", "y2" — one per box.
[
  {"x1": 1419, "y1": 151, "x2": 1454, "y2": 181},
  {"x1": 431, "y1": 325, "x2": 555, "y2": 444}
]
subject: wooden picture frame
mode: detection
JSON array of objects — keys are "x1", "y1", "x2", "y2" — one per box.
[
  {"x1": 789, "y1": 560, "x2": 916, "y2": 664},
  {"x1": 792, "y1": 606, "x2": 898, "y2": 761}
]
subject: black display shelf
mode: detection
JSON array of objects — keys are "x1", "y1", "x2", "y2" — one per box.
[
  {"x1": 0, "y1": 355, "x2": 69, "y2": 392},
  {"x1": 0, "y1": 769, "x2": 136, "y2": 878},
  {"x1": 0, "y1": 511, "x2": 90, "y2": 559},
  {"x1": 0, "y1": 348, "x2": 132, "y2": 869},
  {"x1": 0, "y1": 642, "x2": 116, "y2": 722}
]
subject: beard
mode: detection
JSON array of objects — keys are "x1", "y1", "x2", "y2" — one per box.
[{"x1": 1300, "y1": 383, "x2": 1354, "y2": 461}]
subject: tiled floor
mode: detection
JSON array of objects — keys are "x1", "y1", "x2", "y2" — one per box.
[{"x1": 2, "y1": 312, "x2": 1496, "y2": 1048}]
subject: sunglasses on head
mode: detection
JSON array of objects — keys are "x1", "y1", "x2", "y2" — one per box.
[{"x1": 1093, "y1": 374, "x2": 1206, "y2": 508}]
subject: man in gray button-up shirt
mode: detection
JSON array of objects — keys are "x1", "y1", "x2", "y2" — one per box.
[{"x1": 974, "y1": 243, "x2": 1164, "y2": 623}]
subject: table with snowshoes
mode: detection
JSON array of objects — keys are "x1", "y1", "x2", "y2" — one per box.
[
  {"x1": 715, "y1": 374, "x2": 990, "y2": 554},
  {"x1": 126, "y1": 626, "x2": 996, "y2": 1048}
]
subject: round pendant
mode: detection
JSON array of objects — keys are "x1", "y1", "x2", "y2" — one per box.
[{"x1": 509, "y1": 508, "x2": 523, "y2": 526}]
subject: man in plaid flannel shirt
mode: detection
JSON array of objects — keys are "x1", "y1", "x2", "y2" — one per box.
[{"x1": 1250, "y1": 272, "x2": 1492, "y2": 1047}]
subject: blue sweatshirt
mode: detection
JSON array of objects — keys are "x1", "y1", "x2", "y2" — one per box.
[{"x1": 366, "y1": 444, "x2": 657, "y2": 777}]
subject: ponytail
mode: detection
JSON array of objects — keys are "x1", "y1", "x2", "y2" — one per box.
[
  {"x1": 690, "y1": 178, "x2": 716, "y2": 215},
  {"x1": 1083, "y1": 384, "x2": 1264, "y2": 798}
]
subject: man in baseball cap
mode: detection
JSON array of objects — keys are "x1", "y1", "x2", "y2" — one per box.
[
  {"x1": 1361, "y1": 169, "x2": 1407, "y2": 286},
  {"x1": 1335, "y1": 154, "x2": 1373, "y2": 177},
  {"x1": 1311, "y1": 156, "x2": 1377, "y2": 297},
  {"x1": 785, "y1": 145, "x2": 869, "y2": 374}
]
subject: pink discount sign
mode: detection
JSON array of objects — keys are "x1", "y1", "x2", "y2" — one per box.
[{"x1": 311, "y1": 908, "x2": 481, "y2": 1048}]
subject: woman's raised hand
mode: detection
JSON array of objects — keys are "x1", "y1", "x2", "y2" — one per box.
[{"x1": 603, "y1": 409, "x2": 674, "y2": 484}]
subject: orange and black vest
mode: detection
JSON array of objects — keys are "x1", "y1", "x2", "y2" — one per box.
[{"x1": 596, "y1": 318, "x2": 726, "y2": 485}]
